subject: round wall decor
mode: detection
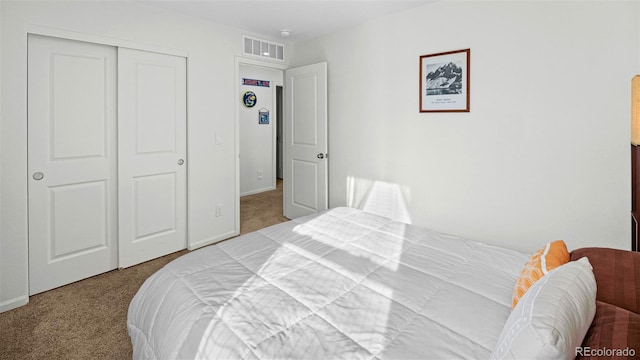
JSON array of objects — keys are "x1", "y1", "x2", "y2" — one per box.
[{"x1": 242, "y1": 91, "x2": 257, "y2": 108}]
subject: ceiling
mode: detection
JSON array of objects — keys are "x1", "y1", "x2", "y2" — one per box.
[{"x1": 139, "y1": 0, "x2": 436, "y2": 43}]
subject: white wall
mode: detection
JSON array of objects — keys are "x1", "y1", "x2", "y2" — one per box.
[
  {"x1": 239, "y1": 65, "x2": 283, "y2": 196},
  {"x1": 0, "y1": 1, "x2": 288, "y2": 312},
  {"x1": 292, "y1": 1, "x2": 640, "y2": 253}
]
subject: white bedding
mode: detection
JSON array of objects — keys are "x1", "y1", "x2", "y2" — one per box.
[{"x1": 128, "y1": 207, "x2": 528, "y2": 359}]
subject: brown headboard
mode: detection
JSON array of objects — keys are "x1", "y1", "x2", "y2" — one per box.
[{"x1": 571, "y1": 248, "x2": 639, "y2": 359}]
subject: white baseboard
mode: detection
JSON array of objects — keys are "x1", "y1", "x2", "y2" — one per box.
[
  {"x1": 188, "y1": 230, "x2": 239, "y2": 250},
  {"x1": 0, "y1": 295, "x2": 29, "y2": 313},
  {"x1": 240, "y1": 186, "x2": 276, "y2": 197}
]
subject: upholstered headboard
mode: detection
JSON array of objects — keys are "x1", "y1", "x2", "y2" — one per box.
[{"x1": 570, "y1": 248, "x2": 640, "y2": 359}]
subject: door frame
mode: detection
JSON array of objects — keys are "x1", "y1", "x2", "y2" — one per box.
[
  {"x1": 234, "y1": 57, "x2": 288, "y2": 233},
  {"x1": 238, "y1": 63, "x2": 283, "y2": 197}
]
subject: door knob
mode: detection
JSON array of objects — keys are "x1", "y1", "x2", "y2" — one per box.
[
  {"x1": 317, "y1": 153, "x2": 325, "y2": 159},
  {"x1": 33, "y1": 172, "x2": 44, "y2": 180},
  {"x1": 177, "y1": 159, "x2": 185, "y2": 165}
]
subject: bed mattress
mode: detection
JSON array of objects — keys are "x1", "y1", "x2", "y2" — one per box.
[{"x1": 128, "y1": 207, "x2": 528, "y2": 359}]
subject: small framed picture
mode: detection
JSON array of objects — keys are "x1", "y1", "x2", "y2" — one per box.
[
  {"x1": 419, "y1": 49, "x2": 470, "y2": 112},
  {"x1": 259, "y1": 109, "x2": 269, "y2": 124}
]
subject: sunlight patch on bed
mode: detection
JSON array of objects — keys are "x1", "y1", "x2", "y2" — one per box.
[
  {"x1": 286, "y1": 212, "x2": 409, "y2": 346},
  {"x1": 194, "y1": 208, "x2": 413, "y2": 357},
  {"x1": 291, "y1": 216, "x2": 404, "y2": 272}
]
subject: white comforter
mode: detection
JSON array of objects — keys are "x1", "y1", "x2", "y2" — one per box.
[{"x1": 128, "y1": 207, "x2": 528, "y2": 359}]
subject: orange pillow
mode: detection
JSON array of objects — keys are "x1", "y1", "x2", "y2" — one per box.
[{"x1": 511, "y1": 240, "x2": 570, "y2": 309}]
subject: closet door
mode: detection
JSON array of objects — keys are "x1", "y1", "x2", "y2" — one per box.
[
  {"x1": 117, "y1": 48, "x2": 187, "y2": 268},
  {"x1": 28, "y1": 35, "x2": 118, "y2": 294}
]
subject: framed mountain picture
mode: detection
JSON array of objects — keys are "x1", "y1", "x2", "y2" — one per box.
[{"x1": 419, "y1": 49, "x2": 470, "y2": 112}]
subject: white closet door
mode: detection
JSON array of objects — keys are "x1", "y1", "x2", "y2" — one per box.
[
  {"x1": 28, "y1": 35, "x2": 118, "y2": 294},
  {"x1": 118, "y1": 48, "x2": 187, "y2": 268}
]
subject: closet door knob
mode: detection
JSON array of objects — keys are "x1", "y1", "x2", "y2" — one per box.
[
  {"x1": 177, "y1": 159, "x2": 185, "y2": 165},
  {"x1": 317, "y1": 153, "x2": 325, "y2": 159},
  {"x1": 33, "y1": 172, "x2": 44, "y2": 181}
]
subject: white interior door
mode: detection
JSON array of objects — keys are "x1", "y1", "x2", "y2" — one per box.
[
  {"x1": 28, "y1": 35, "x2": 118, "y2": 294},
  {"x1": 118, "y1": 48, "x2": 187, "y2": 268},
  {"x1": 284, "y1": 62, "x2": 328, "y2": 218}
]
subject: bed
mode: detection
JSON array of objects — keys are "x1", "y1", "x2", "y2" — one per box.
[{"x1": 127, "y1": 207, "x2": 632, "y2": 359}]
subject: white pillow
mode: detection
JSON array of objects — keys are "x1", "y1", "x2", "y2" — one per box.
[{"x1": 490, "y1": 257, "x2": 596, "y2": 360}]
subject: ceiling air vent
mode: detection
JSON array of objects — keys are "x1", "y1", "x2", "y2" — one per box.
[{"x1": 243, "y1": 36, "x2": 284, "y2": 61}]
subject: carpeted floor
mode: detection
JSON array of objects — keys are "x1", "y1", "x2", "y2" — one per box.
[{"x1": 0, "y1": 180, "x2": 287, "y2": 360}]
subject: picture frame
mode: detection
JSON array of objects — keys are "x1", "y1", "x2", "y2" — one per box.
[
  {"x1": 259, "y1": 108, "x2": 270, "y2": 124},
  {"x1": 419, "y1": 49, "x2": 470, "y2": 113}
]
